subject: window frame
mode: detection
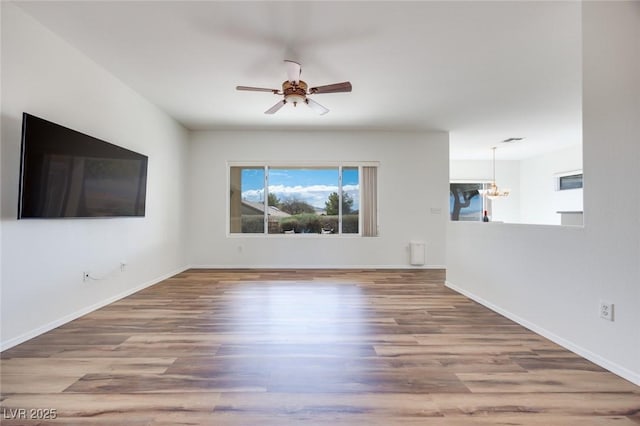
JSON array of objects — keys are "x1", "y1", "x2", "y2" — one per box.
[{"x1": 227, "y1": 161, "x2": 378, "y2": 237}]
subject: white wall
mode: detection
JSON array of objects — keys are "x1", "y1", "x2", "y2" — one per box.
[
  {"x1": 450, "y1": 159, "x2": 521, "y2": 223},
  {"x1": 0, "y1": 4, "x2": 189, "y2": 349},
  {"x1": 447, "y1": 1, "x2": 640, "y2": 385},
  {"x1": 520, "y1": 145, "x2": 583, "y2": 225},
  {"x1": 188, "y1": 130, "x2": 449, "y2": 268}
]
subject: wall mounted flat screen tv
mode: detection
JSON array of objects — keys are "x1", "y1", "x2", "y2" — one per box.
[{"x1": 18, "y1": 113, "x2": 148, "y2": 218}]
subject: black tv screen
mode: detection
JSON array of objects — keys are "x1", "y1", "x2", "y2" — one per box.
[{"x1": 18, "y1": 113, "x2": 148, "y2": 218}]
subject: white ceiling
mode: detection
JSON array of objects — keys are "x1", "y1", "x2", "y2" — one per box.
[{"x1": 14, "y1": 1, "x2": 583, "y2": 160}]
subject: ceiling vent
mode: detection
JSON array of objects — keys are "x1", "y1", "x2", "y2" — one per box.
[{"x1": 501, "y1": 137, "x2": 524, "y2": 143}]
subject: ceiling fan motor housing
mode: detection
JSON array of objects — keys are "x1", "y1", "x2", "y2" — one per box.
[{"x1": 282, "y1": 80, "x2": 308, "y2": 106}]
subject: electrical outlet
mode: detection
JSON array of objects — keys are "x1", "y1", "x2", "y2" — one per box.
[
  {"x1": 120, "y1": 262, "x2": 127, "y2": 272},
  {"x1": 83, "y1": 271, "x2": 91, "y2": 282},
  {"x1": 600, "y1": 301, "x2": 614, "y2": 321}
]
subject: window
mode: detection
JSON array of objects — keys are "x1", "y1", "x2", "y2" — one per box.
[
  {"x1": 230, "y1": 167, "x2": 265, "y2": 233},
  {"x1": 229, "y1": 164, "x2": 377, "y2": 236},
  {"x1": 267, "y1": 167, "x2": 341, "y2": 234},
  {"x1": 449, "y1": 182, "x2": 489, "y2": 221},
  {"x1": 557, "y1": 173, "x2": 583, "y2": 190}
]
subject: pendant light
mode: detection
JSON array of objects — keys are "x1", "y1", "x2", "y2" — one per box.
[{"x1": 482, "y1": 147, "x2": 510, "y2": 200}]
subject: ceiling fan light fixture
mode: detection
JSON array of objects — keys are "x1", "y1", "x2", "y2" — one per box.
[
  {"x1": 286, "y1": 93, "x2": 305, "y2": 106},
  {"x1": 282, "y1": 80, "x2": 308, "y2": 106}
]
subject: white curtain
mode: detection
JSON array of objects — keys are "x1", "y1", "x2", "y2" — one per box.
[{"x1": 361, "y1": 166, "x2": 378, "y2": 237}]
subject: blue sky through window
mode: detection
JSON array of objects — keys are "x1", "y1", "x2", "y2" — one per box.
[{"x1": 241, "y1": 168, "x2": 360, "y2": 210}]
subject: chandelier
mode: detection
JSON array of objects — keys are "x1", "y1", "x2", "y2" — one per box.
[{"x1": 481, "y1": 147, "x2": 510, "y2": 200}]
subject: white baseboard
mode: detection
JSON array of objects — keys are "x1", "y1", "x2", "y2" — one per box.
[
  {"x1": 0, "y1": 265, "x2": 189, "y2": 352},
  {"x1": 188, "y1": 264, "x2": 446, "y2": 270},
  {"x1": 445, "y1": 280, "x2": 640, "y2": 387}
]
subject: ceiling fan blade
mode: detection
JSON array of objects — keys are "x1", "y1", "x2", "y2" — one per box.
[
  {"x1": 236, "y1": 86, "x2": 278, "y2": 93},
  {"x1": 306, "y1": 98, "x2": 329, "y2": 115},
  {"x1": 309, "y1": 81, "x2": 352, "y2": 94},
  {"x1": 264, "y1": 99, "x2": 287, "y2": 114},
  {"x1": 284, "y1": 60, "x2": 301, "y2": 84}
]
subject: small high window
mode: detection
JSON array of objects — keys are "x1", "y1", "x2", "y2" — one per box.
[{"x1": 557, "y1": 173, "x2": 583, "y2": 191}]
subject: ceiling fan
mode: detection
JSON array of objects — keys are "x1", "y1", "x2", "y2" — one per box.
[{"x1": 236, "y1": 60, "x2": 352, "y2": 115}]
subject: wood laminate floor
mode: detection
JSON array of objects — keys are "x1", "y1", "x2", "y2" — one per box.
[{"x1": 1, "y1": 269, "x2": 638, "y2": 425}]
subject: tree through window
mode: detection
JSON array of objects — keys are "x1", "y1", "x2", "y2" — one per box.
[{"x1": 450, "y1": 183, "x2": 486, "y2": 221}]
